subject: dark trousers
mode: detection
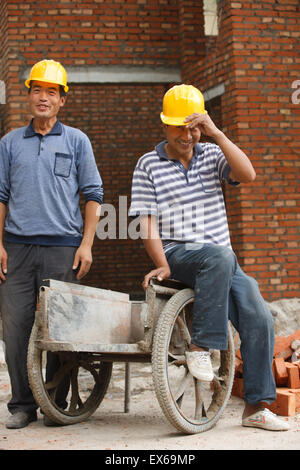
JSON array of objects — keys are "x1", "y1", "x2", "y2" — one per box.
[
  {"x1": 0, "y1": 243, "x2": 79, "y2": 414},
  {"x1": 166, "y1": 243, "x2": 276, "y2": 405}
]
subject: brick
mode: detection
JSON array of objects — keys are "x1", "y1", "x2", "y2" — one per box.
[
  {"x1": 286, "y1": 363, "x2": 300, "y2": 389},
  {"x1": 274, "y1": 357, "x2": 288, "y2": 386},
  {"x1": 291, "y1": 388, "x2": 300, "y2": 412},
  {"x1": 235, "y1": 358, "x2": 243, "y2": 378},
  {"x1": 231, "y1": 377, "x2": 244, "y2": 399},
  {"x1": 292, "y1": 359, "x2": 300, "y2": 371},
  {"x1": 274, "y1": 330, "x2": 300, "y2": 359},
  {"x1": 265, "y1": 388, "x2": 296, "y2": 416},
  {"x1": 274, "y1": 337, "x2": 293, "y2": 359},
  {"x1": 235, "y1": 348, "x2": 242, "y2": 361},
  {"x1": 288, "y1": 330, "x2": 300, "y2": 343}
]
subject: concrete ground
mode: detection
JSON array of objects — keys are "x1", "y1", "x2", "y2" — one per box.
[
  {"x1": 1, "y1": 298, "x2": 299, "y2": 452},
  {"x1": 0, "y1": 363, "x2": 299, "y2": 451}
]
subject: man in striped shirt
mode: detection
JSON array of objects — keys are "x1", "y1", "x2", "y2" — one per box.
[{"x1": 129, "y1": 84, "x2": 288, "y2": 431}]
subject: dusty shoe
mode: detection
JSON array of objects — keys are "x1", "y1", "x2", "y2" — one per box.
[
  {"x1": 242, "y1": 408, "x2": 289, "y2": 431},
  {"x1": 185, "y1": 350, "x2": 214, "y2": 381},
  {"x1": 6, "y1": 411, "x2": 37, "y2": 429}
]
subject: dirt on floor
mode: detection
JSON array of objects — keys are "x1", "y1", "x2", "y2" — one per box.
[
  {"x1": 0, "y1": 362, "x2": 299, "y2": 452},
  {"x1": 0, "y1": 298, "x2": 299, "y2": 452}
]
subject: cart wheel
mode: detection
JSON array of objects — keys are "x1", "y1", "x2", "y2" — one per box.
[
  {"x1": 152, "y1": 288, "x2": 235, "y2": 434},
  {"x1": 27, "y1": 321, "x2": 112, "y2": 425}
]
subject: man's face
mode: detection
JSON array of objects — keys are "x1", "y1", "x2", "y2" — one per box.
[
  {"x1": 163, "y1": 123, "x2": 201, "y2": 159},
  {"x1": 28, "y1": 81, "x2": 66, "y2": 120}
]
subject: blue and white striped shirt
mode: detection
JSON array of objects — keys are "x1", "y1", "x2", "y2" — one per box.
[{"x1": 129, "y1": 141, "x2": 239, "y2": 253}]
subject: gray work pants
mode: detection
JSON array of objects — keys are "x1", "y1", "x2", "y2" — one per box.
[{"x1": 0, "y1": 242, "x2": 79, "y2": 414}]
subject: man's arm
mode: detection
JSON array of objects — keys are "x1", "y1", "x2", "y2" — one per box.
[
  {"x1": 185, "y1": 112, "x2": 256, "y2": 183},
  {"x1": 0, "y1": 202, "x2": 7, "y2": 284},
  {"x1": 73, "y1": 200, "x2": 100, "y2": 280},
  {"x1": 140, "y1": 215, "x2": 171, "y2": 289},
  {"x1": 214, "y1": 132, "x2": 256, "y2": 183}
]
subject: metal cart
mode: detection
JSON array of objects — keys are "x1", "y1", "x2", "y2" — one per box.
[{"x1": 27, "y1": 278, "x2": 235, "y2": 434}]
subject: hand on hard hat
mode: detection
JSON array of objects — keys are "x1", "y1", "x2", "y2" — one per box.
[
  {"x1": 184, "y1": 112, "x2": 222, "y2": 140},
  {"x1": 25, "y1": 59, "x2": 69, "y2": 92}
]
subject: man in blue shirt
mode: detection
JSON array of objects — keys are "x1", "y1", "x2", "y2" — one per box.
[{"x1": 0, "y1": 60, "x2": 103, "y2": 428}]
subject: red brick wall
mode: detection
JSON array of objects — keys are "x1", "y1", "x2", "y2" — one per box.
[
  {"x1": 194, "y1": 0, "x2": 300, "y2": 300},
  {"x1": 1, "y1": 0, "x2": 180, "y2": 132},
  {"x1": 178, "y1": 0, "x2": 205, "y2": 81},
  {"x1": 59, "y1": 83, "x2": 168, "y2": 295}
]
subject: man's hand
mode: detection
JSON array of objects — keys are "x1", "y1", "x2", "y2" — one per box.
[
  {"x1": 73, "y1": 244, "x2": 93, "y2": 280},
  {"x1": 142, "y1": 265, "x2": 171, "y2": 290},
  {"x1": 0, "y1": 245, "x2": 7, "y2": 284},
  {"x1": 184, "y1": 112, "x2": 222, "y2": 140},
  {"x1": 185, "y1": 112, "x2": 256, "y2": 183}
]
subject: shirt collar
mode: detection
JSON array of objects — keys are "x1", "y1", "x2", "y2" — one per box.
[
  {"x1": 23, "y1": 119, "x2": 63, "y2": 138},
  {"x1": 155, "y1": 140, "x2": 205, "y2": 162}
]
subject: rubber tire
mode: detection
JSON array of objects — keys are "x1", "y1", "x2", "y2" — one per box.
[
  {"x1": 152, "y1": 288, "x2": 235, "y2": 434},
  {"x1": 27, "y1": 321, "x2": 113, "y2": 425}
]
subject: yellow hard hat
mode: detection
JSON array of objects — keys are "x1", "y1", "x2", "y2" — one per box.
[
  {"x1": 160, "y1": 84, "x2": 205, "y2": 126},
  {"x1": 25, "y1": 59, "x2": 69, "y2": 92}
]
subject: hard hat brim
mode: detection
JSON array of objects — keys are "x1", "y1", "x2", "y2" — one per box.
[
  {"x1": 25, "y1": 78, "x2": 69, "y2": 93},
  {"x1": 160, "y1": 112, "x2": 188, "y2": 126},
  {"x1": 160, "y1": 112, "x2": 206, "y2": 126}
]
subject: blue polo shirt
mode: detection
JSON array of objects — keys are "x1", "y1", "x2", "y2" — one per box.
[
  {"x1": 129, "y1": 141, "x2": 239, "y2": 253},
  {"x1": 0, "y1": 120, "x2": 103, "y2": 246}
]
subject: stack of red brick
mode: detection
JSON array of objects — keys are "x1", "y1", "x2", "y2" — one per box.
[{"x1": 232, "y1": 330, "x2": 300, "y2": 416}]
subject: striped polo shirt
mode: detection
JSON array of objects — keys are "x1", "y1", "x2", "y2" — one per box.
[{"x1": 129, "y1": 140, "x2": 239, "y2": 253}]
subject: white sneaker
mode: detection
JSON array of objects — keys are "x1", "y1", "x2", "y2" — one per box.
[
  {"x1": 185, "y1": 350, "x2": 214, "y2": 382},
  {"x1": 242, "y1": 408, "x2": 290, "y2": 431}
]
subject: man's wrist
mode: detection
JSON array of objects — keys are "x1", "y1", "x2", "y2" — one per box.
[
  {"x1": 213, "y1": 130, "x2": 226, "y2": 144},
  {"x1": 79, "y1": 238, "x2": 93, "y2": 249}
]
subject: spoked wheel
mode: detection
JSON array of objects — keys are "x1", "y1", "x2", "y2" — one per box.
[
  {"x1": 152, "y1": 288, "x2": 235, "y2": 434},
  {"x1": 27, "y1": 322, "x2": 112, "y2": 425}
]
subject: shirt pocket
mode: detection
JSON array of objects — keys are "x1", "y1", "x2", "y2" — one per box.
[
  {"x1": 199, "y1": 170, "x2": 218, "y2": 193},
  {"x1": 54, "y1": 153, "x2": 73, "y2": 178}
]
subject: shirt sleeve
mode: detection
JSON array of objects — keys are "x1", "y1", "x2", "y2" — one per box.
[
  {"x1": 215, "y1": 146, "x2": 240, "y2": 186},
  {"x1": 129, "y1": 163, "x2": 158, "y2": 217},
  {"x1": 0, "y1": 138, "x2": 11, "y2": 205},
  {"x1": 76, "y1": 133, "x2": 103, "y2": 204}
]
